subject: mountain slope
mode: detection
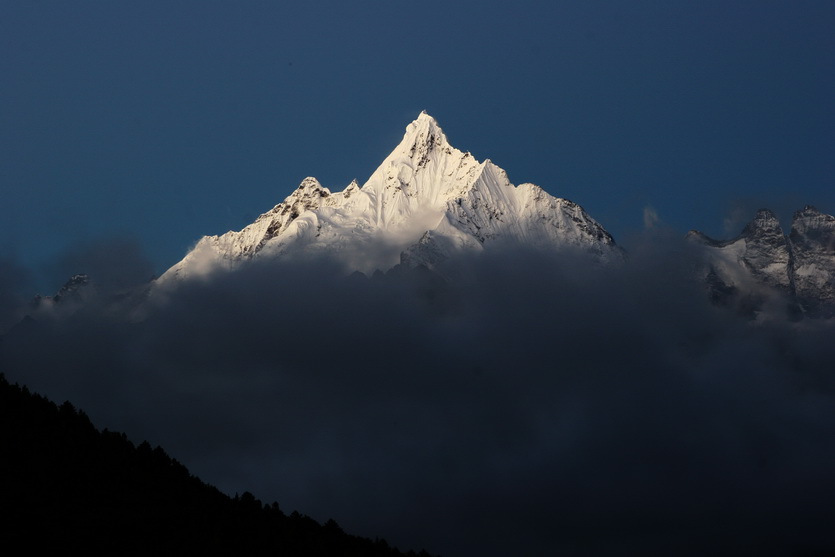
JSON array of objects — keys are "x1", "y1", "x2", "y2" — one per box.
[
  {"x1": 688, "y1": 206, "x2": 835, "y2": 314},
  {"x1": 0, "y1": 373, "x2": 432, "y2": 556},
  {"x1": 687, "y1": 209, "x2": 792, "y2": 292},
  {"x1": 789, "y1": 205, "x2": 835, "y2": 304},
  {"x1": 160, "y1": 112, "x2": 620, "y2": 282}
]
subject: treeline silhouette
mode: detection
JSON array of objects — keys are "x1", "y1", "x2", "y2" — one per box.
[{"x1": 0, "y1": 374, "x2": 435, "y2": 556}]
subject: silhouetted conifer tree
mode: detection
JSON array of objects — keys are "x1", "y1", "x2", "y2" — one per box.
[{"x1": 0, "y1": 373, "x2": 435, "y2": 556}]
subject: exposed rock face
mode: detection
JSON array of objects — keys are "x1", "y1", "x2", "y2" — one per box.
[
  {"x1": 688, "y1": 206, "x2": 835, "y2": 315},
  {"x1": 789, "y1": 206, "x2": 835, "y2": 304},
  {"x1": 32, "y1": 274, "x2": 93, "y2": 309}
]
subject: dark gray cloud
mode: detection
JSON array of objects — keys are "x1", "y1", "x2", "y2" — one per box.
[
  {"x1": 0, "y1": 254, "x2": 32, "y2": 331},
  {"x1": 44, "y1": 237, "x2": 157, "y2": 294},
  {"x1": 2, "y1": 238, "x2": 835, "y2": 556}
]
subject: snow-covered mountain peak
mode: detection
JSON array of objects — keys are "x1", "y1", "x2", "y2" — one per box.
[
  {"x1": 403, "y1": 111, "x2": 446, "y2": 144},
  {"x1": 410, "y1": 110, "x2": 444, "y2": 136},
  {"x1": 158, "y1": 113, "x2": 622, "y2": 283},
  {"x1": 372, "y1": 111, "x2": 454, "y2": 177}
]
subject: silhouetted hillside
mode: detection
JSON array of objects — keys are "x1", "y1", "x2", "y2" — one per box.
[{"x1": 0, "y1": 373, "x2": 435, "y2": 556}]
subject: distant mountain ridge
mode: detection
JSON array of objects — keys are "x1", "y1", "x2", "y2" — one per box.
[
  {"x1": 159, "y1": 112, "x2": 621, "y2": 282},
  {"x1": 688, "y1": 205, "x2": 835, "y2": 314}
]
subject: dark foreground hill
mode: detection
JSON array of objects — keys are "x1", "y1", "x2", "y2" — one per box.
[{"x1": 0, "y1": 373, "x2": 435, "y2": 556}]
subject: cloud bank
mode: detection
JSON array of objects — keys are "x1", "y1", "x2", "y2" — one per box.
[{"x1": 2, "y1": 236, "x2": 835, "y2": 556}]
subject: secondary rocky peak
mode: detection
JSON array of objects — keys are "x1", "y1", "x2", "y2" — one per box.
[
  {"x1": 789, "y1": 205, "x2": 835, "y2": 305},
  {"x1": 32, "y1": 273, "x2": 93, "y2": 309},
  {"x1": 742, "y1": 209, "x2": 781, "y2": 236},
  {"x1": 293, "y1": 176, "x2": 330, "y2": 199},
  {"x1": 692, "y1": 206, "x2": 835, "y2": 314},
  {"x1": 54, "y1": 274, "x2": 91, "y2": 302},
  {"x1": 688, "y1": 209, "x2": 785, "y2": 249},
  {"x1": 790, "y1": 205, "x2": 835, "y2": 247},
  {"x1": 689, "y1": 209, "x2": 792, "y2": 308},
  {"x1": 255, "y1": 177, "x2": 329, "y2": 226},
  {"x1": 739, "y1": 209, "x2": 788, "y2": 256},
  {"x1": 342, "y1": 179, "x2": 360, "y2": 198},
  {"x1": 297, "y1": 176, "x2": 326, "y2": 192},
  {"x1": 795, "y1": 204, "x2": 823, "y2": 218}
]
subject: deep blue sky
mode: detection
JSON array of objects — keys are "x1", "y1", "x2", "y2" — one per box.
[{"x1": 3, "y1": 1, "x2": 834, "y2": 290}]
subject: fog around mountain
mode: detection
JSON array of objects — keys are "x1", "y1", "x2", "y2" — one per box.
[{"x1": 3, "y1": 229, "x2": 835, "y2": 556}]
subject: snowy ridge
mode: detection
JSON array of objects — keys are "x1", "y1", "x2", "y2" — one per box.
[{"x1": 160, "y1": 112, "x2": 621, "y2": 282}]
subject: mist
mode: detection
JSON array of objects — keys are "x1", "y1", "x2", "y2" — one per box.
[{"x1": 2, "y1": 234, "x2": 835, "y2": 556}]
